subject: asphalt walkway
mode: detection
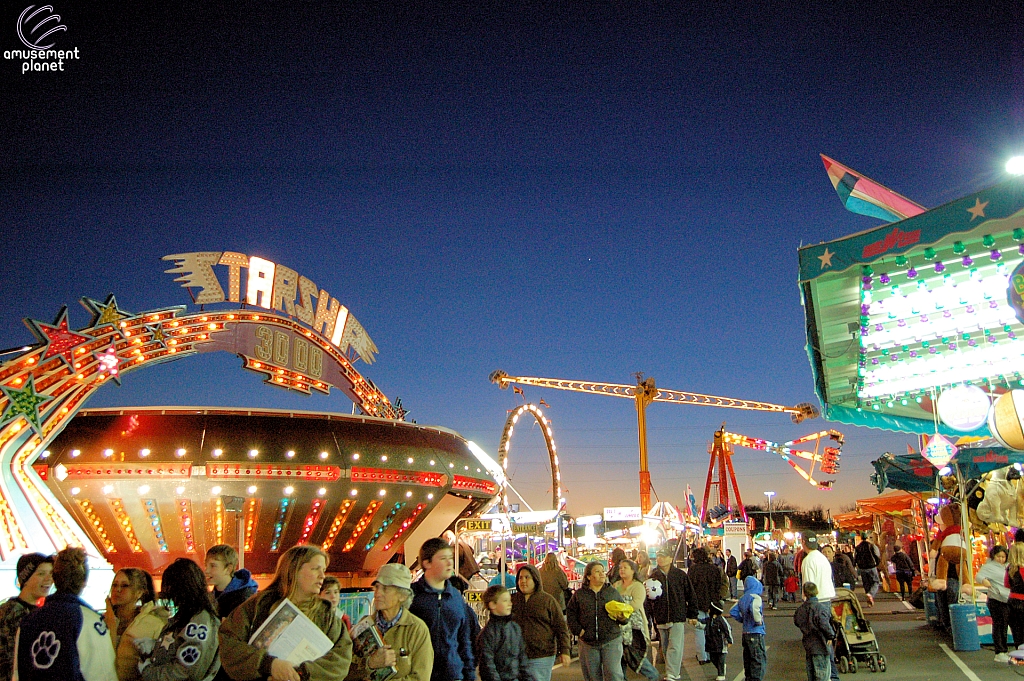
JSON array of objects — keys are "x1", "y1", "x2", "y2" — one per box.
[{"x1": 550, "y1": 591, "x2": 1020, "y2": 681}]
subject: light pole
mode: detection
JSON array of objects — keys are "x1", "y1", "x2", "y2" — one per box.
[{"x1": 764, "y1": 491, "x2": 776, "y2": 536}]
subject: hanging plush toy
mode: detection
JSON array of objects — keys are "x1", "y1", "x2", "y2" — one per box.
[
  {"x1": 976, "y1": 467, "x2": 1020, "y2": 530},
  {"x1": 929, "y1": 503, "x2": 965, "y2": 592}
]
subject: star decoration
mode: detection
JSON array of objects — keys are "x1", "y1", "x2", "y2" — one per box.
[
  {"x1": 967, "y1": 197, "x2": 988, "y2": 221},
  {"x1": 818, "y1": 247, "x2": 834, "y2": 269},
  {"x1": 93, "y1": 345, "x2": 122, "y2": 385},
  {"x1": 0, "y1": 376, "x2": 54, "y2": 435},
  {"x1": 24, "y1": 307, "x2": 93, "y2": 368},
  {"x1": 80, "y1": 294, "x2": 133, "y2": 330},
  {"x1": 147, "y1": 322, "x2": 167, "y2": 348}
]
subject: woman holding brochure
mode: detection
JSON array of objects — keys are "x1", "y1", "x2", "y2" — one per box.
[
  {"x1": 139, "y1": 558, "x2": 221, "y2": 681},
  {"x1": 220, "y1": 545, "x2": 353, "y2": 681},
  {"x1": 345, "y1": 563, "x2": 433, "y2": 681}
]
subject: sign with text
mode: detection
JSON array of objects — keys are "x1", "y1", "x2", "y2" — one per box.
[{"x1": 603, "y1": 506, "x2": 642, "y2": 522}]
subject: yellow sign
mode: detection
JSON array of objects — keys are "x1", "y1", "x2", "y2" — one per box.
[
  {"x1": 463, "y1": 519, "x2": 492, "y2": 532},
  {"x1": 163, "y1": 252, "x2": 378, "y2": 364},
  {"x1": 465, "y1": 591, "x2": 483, "y2": 602}
]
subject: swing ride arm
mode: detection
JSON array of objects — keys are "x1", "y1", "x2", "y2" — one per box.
[{"x1": 489, "y1": 370, "x2": 821, "y2": 514}]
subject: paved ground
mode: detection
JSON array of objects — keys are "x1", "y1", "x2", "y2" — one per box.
[{"x1": 550, "y1": 591, "x2": 1021, "y2": 681}]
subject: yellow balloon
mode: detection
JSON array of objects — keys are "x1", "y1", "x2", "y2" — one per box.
[{"x1": 988, "y1": 390, "x2": 1024, "y2": 451}]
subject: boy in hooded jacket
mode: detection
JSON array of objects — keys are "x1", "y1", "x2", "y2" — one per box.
[
  {"x1": 476, "y1": 586, "x2": 534, "y2": 681},
  {"x1": 703, "y1": 601, "x2": 733, "y2": 681},
  {"x1": 730, "y1": 576, "x2": 766, "y2": 681}
]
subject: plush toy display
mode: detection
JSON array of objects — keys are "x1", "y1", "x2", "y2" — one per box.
[
  {"x1": 975, "y1": 467, "x2": 1021, "y2": 530},
  {"x1": 929, "y1": 503, "x2": 965, "y2": 592}
]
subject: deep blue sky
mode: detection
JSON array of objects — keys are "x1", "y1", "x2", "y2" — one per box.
[{"x1": 2, "y1": 2, "x2": 1023, "y2": 515}]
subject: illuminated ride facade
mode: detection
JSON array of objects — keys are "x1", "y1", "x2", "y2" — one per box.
[
  {"x1": 0, "y1": 251, "x2": 499, "y2": 578},
  {"x1": 800, "y1": 158, "x2": 1024, "y2": 437}
]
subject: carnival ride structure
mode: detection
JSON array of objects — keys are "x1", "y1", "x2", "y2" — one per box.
[
  {"x1": 0, "y1": 251, "x2": 500, "y2": 576},
  {"x1": 701, "y1": 425, "x2": 843, "y2": 524},
  {"x1": 495, "y1": 402, "x2": 564, "y2": 512},
  {"x1": 490, "y1": 370, "x2": 821, "y2": 515}
]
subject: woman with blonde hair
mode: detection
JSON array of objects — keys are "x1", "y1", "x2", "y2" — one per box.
[
  {"x1": 1005, "y1": 542, "x2": 1024, "y2": 648},
  {"x1": 104, "y1": 567, "x2": 169, "y2": 681},
  {"x1": 538, "y1": 552, "x2": 570, "y2": 611},
  {"x1": 220, "y1": 545, "x2": 353, "y2": 681}
]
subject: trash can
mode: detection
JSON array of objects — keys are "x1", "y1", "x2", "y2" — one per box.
[
  {"x1": 949, "y1": 603, "x2": 980, "y2": 651},
  {"x1": 924, "y1": 591, "x2": 939, "y2": 627}
]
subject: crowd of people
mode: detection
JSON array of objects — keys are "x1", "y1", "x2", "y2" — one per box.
[{"x1": 0, "y1": 528, "x2": 926, "y2": 681}]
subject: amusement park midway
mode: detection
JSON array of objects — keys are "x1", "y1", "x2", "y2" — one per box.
[{"x1": 4, "y1": 2, "x2": 1024, "y2": 680}]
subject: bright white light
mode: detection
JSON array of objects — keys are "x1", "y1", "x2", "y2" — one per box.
[
  {"x1": 102, "y1": 449, "x2": 113, "y2": 457},
  {"x1": 378, "y1": 489, "x2": 386, "y2": 496},
  {"x1": 927, "y1": 497, "x2": 941, "y2": 505},
  {"x1": 405, "y1": 491, "x2": 413, "y2": 498},
  {"x1": 138, "y1": 485, "x2": 150, "y2": 495},
  {"x1": 319, "y1": 451, "x2": 328, "y2": 460},
  {"x1": 352, "y1": 453, "x2": 360, "y2": 461},
  {"x1": 71, "y1": 449, "x2": 81, "y2": 457},
  {"x1": 248, "y1": 449, "x2": 258, "y2": 459},
  {"x1": 284, "y1": 486, "x2": 294, "y2": 495},
  {"x1": 174, "y1": 486, "x2": 185, "y2": 495},
  {"x1": 381, "y1": 455, "x2": 387, "y2": 462},
  {"x1": 54, "y1": 464, "x2": 68, "y2": 481},
  {"x1": 211, "y1": 486, "x2": 222, "y2": 495},
  {"x1": 176, "y1": 448, "x2": 186, "y2": 457},
  {"x1": 938, "y1": 466, "x2": 952, "y2": 476},
  {"x1": 1008, "y1": 156, "x2": 1024, "y2": 175},
  {"x1": 764, "y1": 491, "x2": 776, "y2": 497},
  {"x1": 104, "y1": 485, "x2": 115, "y2": 494},
  {"x1": 350, "y1": 489, "x2": 358, "y2": 496},
  {"x1": 318, "y1": 487, "x2": 327, "y2": 496},
  {"x1": 212, "y1": 448, "x2": 223, "y2": 457},
  {"x1": 140, "y1": 449, "x2": 150, "y2": 457},
  {"x1": 286, "y1": 450, "x2": 295, "y2": 458},
  {"x1": 247, "y1": 485, "x2": 257, "y2": 494},
  {"x1": 70, "y1": 487, "x2": 80, "y2": 495}
]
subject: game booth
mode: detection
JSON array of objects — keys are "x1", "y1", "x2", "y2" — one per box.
[{"x1": 800, "y1": 160, "x2": 1024, "y2": 653}]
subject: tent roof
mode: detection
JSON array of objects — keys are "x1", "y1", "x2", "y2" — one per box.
[
  {"x1": 798, "y1": 177, "x2": 1024, "y2": 435},
  {"x1": 855, "y1": 490, "x2": 921, "y2": 514},
  {"x1": 832, "y1": 511, "x2": 874, "y2": 531}
]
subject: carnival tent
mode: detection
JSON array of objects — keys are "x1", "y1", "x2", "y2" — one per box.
[{"x1": 799, "y1": 176, "x2": 1024, "y2": 435}]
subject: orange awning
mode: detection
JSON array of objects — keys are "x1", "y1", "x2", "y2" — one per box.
[
  {"x1": 854, "y1": 490, "x2": 922, "y2": 515},
  {"x1": 833, "y1": 511, "x2": 875, "y2": 531}
]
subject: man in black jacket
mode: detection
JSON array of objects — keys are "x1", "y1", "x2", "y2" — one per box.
[
  {"x1": 725, "y1": 549, "x2": 739, "y2": 600},
  {"x1": 854, "y1": 533, "x2": 882, "y2": 607},
  {"x1": 647, "y1": 548, "x2": 698, "y2": 681},
  {"x1": 688, "y1": 547, "x2": 727, "y2": 666}
]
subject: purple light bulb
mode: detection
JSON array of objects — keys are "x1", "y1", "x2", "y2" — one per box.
[
  {"x1": 991, "y1": 249, "x2": 1002, "y2": 261},
  {"x1": 935, "y1": 262, "x2": 945, "y2": 273},
  {"x1": 879, "y1": 273, "x2": 890, "y2": 284},
  {"x1": 907, "y1": 267, "x2": 918, "y2": 278},
  {"x1": 962, "y1": 255, "x2": 973, "y2": 267}
]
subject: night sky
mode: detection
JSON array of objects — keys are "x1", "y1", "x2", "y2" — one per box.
[{"x1": 2, "y1": 2, "x2": 1023, "y2": 516}]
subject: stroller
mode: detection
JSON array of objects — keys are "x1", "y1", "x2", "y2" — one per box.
[{"x1": 831, "y1": 587, "x2": 887, "y2": 673}]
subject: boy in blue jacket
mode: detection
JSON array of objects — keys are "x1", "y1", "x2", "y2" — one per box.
[
  {"x1": 410, "y1": 538, "x2": 476, "y2": 681},
  {"x1": 730, "y1": 576, "x2": 766, "y2": 681},
  {"x1": 476, "y1": 585, "x2": 534, "y2": 681},
  {"x1": 793, "y1": 582, "x2": 836, "y2": 681}
]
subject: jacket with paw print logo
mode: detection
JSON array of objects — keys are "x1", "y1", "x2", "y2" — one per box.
[
  {"x1": 139, "y1": 610, "x2": 221, "y2": 681},
  {"x1": 14, "y1": 591, "x2": 116, "y2": 681}
]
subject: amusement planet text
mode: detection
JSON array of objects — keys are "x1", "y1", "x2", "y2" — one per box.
[{"x1": 4, "y1": 47, "x2": 79, "y2": 73}]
